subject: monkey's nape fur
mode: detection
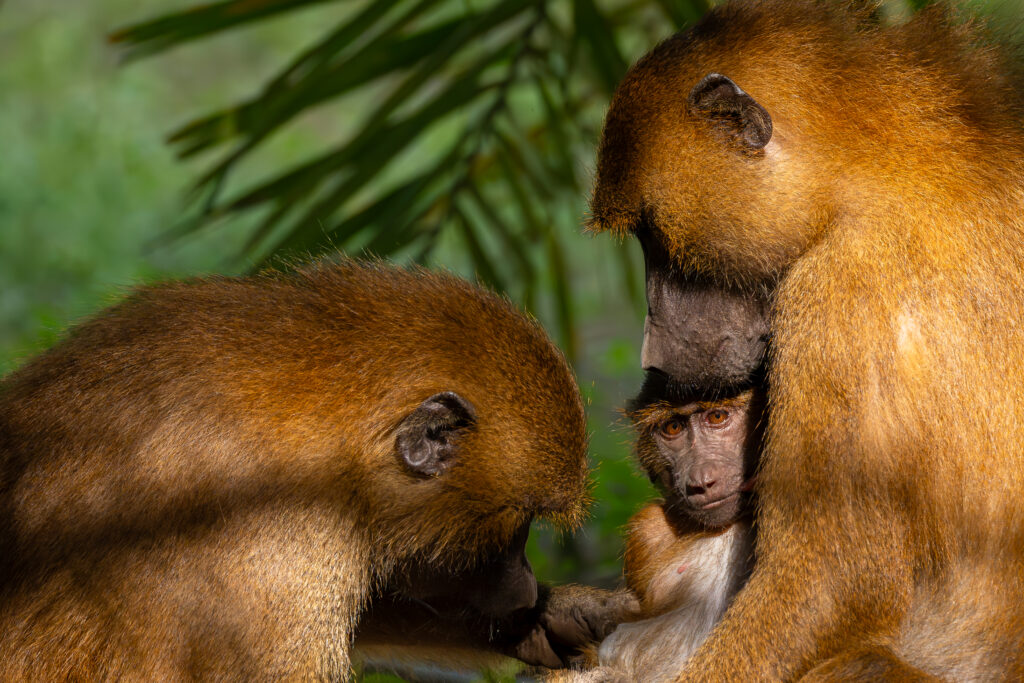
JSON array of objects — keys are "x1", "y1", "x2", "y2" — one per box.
[
  {"x1": 591, "y1": 0, "x2": 1024, "y2": 287},
  {"x1": 0, "y1": 259, "x2": 589, "y2": 679},
  {"x1": 590, "y1": 0, "x2": 1024, "y2": 680}
]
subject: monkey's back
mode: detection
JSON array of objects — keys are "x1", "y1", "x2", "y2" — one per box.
[
  {"x1": 0, "y1": 260, "x2": 587, "y2": 680},
  {"x1": 589, "y1": 2, "x2": 1024, "y2": 678}
]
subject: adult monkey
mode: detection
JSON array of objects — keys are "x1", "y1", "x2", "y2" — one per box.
[
  {"x1": 0, "y1": 260, "x2": 607, "y2": 679},
  {"x1": 590, "y1": 1, "x2": 1024, "y2": 680}
]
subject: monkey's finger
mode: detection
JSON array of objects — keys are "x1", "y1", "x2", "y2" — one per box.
[
  {"x1": 541, "y1": 588, "x2": 640, "y2": 646},
  {"x1": 508, "y1": 624, "x2": 564, "y2": 669}
]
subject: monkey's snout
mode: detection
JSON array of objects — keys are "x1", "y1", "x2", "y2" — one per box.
[
  {"x1": 680, "y1": 463, "x2": 746, "y2": 520},
  {"x1": 468, "y1": 555, "x2": 539, "y2": 618},
  {"x1": 686, "y1": 469, "x2": 717, "y2": 494},
  {"x1": 684, "y1": 464, "x2": 723, "y2": 503}
]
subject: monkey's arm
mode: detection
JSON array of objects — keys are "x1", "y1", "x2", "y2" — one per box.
[
  {"x1": 353, "y1": 584, "x2": 639, "y2": 670},
  {"x1": 539, "y1": 584, "x2": 641, "y2": 660},
  {"x1": 673, "y1": 520, "x2": 912, "y2": 681},
  {"x1": 353, "y1": 592, "x2": 561, "y2": 669}
]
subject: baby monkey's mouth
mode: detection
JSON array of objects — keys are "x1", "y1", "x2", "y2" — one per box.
[
  {"x1": 681, "y1": 472, "x2": 755, "y2": 507},
  {"x1": 671, "y1": 472, "x2": 756, "y2": 529},
  {"x1": 699, "y1": 491, "x2": 739, "y2": 511}
]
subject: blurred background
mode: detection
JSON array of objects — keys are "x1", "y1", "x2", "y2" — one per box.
[{"x1": 1, "y1": 0, "x2": 1018, "y2": 679}]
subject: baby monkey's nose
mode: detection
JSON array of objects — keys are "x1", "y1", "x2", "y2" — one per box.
[{"x1": 685, "y1": 464, "x2": 720, "y2": 496}]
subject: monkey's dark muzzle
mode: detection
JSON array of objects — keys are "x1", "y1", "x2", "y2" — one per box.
[{"x1": 641, "y1": 252, "x2": 770, "y2": 394}]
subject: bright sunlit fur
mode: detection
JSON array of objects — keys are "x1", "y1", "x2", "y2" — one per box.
[
  {"x1": 601, "y1": 506, "x2": 752, "y2": 682},
  {"x1": 590, "y1": 1, "x2": 1024, "y2": 679},
  {"x1": 0, "y1": 260, "x2": 588, "y2": 680},
  {"x1": 547, "y1": 505, "x2": 754, "y2": 683}
]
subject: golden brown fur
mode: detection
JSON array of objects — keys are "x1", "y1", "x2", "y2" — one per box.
[
  {"x1": 547, "y1": 511, "x2": 754, "y2": 683},
  {"x1": 0, "y1": 260, "x2": 588, "y2": 680},
  {"x1": 590, "y1": 1, "x2": 1024, "y2": 680}
]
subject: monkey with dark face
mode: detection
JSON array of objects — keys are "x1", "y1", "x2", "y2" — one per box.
[
  {"x1": 550, "y1": 388, "x2": 762, "y2": 683},
  {"x1": 590, "y1": 0, "x2": 1024, "y2": 678},
  {"x1": 0, "y1": 260, "x2": 591, "y2": 680}
]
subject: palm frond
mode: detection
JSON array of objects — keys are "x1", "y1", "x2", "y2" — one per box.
[
  {"x1": 110, "y1": 0, "x2": 344, "y2": 60},
  {"x1": 111, "y1": 0, "x2": 707, "y2": 358}
]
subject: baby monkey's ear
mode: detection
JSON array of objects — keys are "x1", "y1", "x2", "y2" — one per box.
[
  {"x1": 688, "y1": 72, "x2": 773, "y2": 150},
  {"x1": 395, "y1": 392, "x2": 477, "y2": 477}
]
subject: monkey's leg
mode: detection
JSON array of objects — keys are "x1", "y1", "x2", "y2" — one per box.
[{"x1": 799, "y1": 646, "x2": 939, "y2": 682}]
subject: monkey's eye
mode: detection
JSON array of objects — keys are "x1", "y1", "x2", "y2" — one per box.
[
  {"x1": 704, "y1": 409, "x2": 730, "y2": 427},
  {"x1": 658, "y1": 417, "x2": 685, "y2": 439}
]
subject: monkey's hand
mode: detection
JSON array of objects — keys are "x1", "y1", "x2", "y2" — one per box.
[
  {"x1": 536, "y1": 584, "x2": 641, "y2": 664},
  {"x1": 503, "y1": 622, "x2": 565, "y2": 669},
  {"x1": 492, "y1": 585, "x2": 639, "y2": 669}
]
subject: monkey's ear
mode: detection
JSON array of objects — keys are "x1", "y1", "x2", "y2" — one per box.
[
  {"x1": 395, "y1": 392, "x2": 477, "y2": 477},
  {"x1": 688, "y1": 73, "x2": 773, "y2": 150}
]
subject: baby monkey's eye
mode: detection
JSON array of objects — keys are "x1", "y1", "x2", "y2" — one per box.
[
  {"x1": 658, "y1": 417, "x2": 685, "y2": 439},
  {"x1": 704, "y1": 409, "x2": 730, "y2": 427}
]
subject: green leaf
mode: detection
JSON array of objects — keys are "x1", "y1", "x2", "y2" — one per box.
[
  {"x1": 185, "y1": 0, "x2": 452, "y2": 202},
  {"x1": 191, "y1": 0, "x2": 533, "y2": 216},
  {"x1": 653, "y1": 0, "x2": 713, "y2": 28},
  {"x1": 532, "y1": 74, "x2": 581, "y2": 192},
  {"x1": 463, "y1": 182, "x2": 536, "y2": 307},
  {"x1": 615, "y1": 236, "x2": 644, "y2": 310},
  {"x1": 495, "y1": 151, "x2": 546, "y2": 242},
  {"x1": 360, "y1": 674, "x2": 408, "y2": 683},
  {"x1": 168, "y1": 0, "x2": 399, "y2": 157},
  {"x1": 170, "y1": 1, "x2": 447, "y2": 159},
  {"x1": 258, "y1": 55, "x2": 511, "y2": 258},
  {"x1": 493, "y1": 127, "x2": 558, "y2": 202},
  {"x1": 572, "y1": 0, "x2": 629, "y2": 94},
  {"x1": 454, "y1": 205, "x2": 506, "y2": 292},
  {"x1": 216, "y1": 146, "x2": 347, "y2": 214},
  {"x1": 109, "y1": 0, "x2": 343, "y2": 61},
  {"x1": 272, "y1": 171, "x2": 434, "y2": 262},
  {"x1": 358, "y1": 219, "x2": 422, "y2": 260},
  {"x1": 545, "y1": 228, "x2": 577, "y2": 363},
  {"x1": 240, "y1": 198, "x2": 298, "y2": 257}
]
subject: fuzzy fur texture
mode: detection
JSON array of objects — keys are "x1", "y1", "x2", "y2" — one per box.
[
  {"x1": 545, "y1": 506, "x2": 754, "y2": 683},
  {"x1": 0, "y1": 260, "x2": 588, "y2": 680},
  {"x1": 603, "y1": 507, "x2": 753, "y2": 683},
  {"x1": 591, "y1": 1, "x2": 1024, "y2": 680}
]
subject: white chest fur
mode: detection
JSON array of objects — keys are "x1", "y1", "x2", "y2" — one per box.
[{"x1": 596, "y1": 522, "x2": 754, "y2": 682}]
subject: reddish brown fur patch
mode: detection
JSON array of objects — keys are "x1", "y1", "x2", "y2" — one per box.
[{"x1": 623, "y1": 503, "x2": 715, "y2": 613}]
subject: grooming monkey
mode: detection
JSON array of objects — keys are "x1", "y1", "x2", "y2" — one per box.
[
  {"x1": 0, "y1": 260, "x2": 593, "y2": 680},
  {"x1": 552, "y1": 387, "x2": 762, "y2": 683},
  {"x1": 591, "y1": 0, "x2": 1024, "y2": 679}
]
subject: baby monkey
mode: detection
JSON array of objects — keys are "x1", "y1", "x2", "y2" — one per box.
[{"x1": 555, "y1": 387, "x2": 763, "y2": 682}]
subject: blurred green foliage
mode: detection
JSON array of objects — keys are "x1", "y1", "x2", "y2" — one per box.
[{"x1": 2, "y1": 0, "x2": 1019, "y2": 679}]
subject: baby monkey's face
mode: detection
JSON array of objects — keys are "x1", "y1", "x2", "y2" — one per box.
[{"x1": 630, "y1": 390, "x2": 763, "y2": 529}]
